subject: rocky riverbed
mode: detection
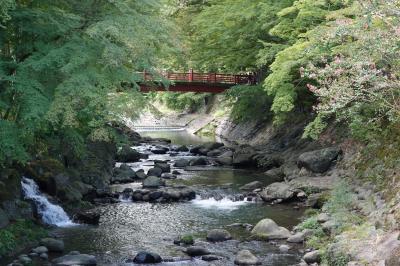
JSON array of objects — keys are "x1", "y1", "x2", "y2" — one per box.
[{"x1": 6, "y1": 127, "x2": 347, "y2": 266}]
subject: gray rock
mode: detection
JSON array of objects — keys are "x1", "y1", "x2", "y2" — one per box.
[
  {"x1": 135, "y1": 169, "x2": 147, "y2": 179},
  {"x1": 142, "y1": 176, "x2": 165, "y2": 188},
  {"x1": 251, "y1": 218, "x2": 291, "y2": 240},
  {"x1": 234, "y1": 250, "x2": 261, "y2": 265},
  {"x1": 40, "y1": 253, "x2": 49, "y2": 260},
  {"x1": 112, "y1": 164, "x2": 136, "y2": 183},
  {"x1": 287, "y1": 232, "x2": 305, "y2": 243},
  {"x1": 116, "y1": 146, "x2": 141, "y2": 162},
  {"x1": 240, "y1": 181, "x2": 263, "y2": 191},
  {"x1": 259, "y1": 182, "x2": 295, "y2": 202},
  {"x1": 175, "y1": 145, "x2": 189, "y2": 152},
  {"x1": 32, "y1": 246, "x2": 48, "y2": 254},
  {"x1": 18, "y1": 255, "x2": 32, "y2": 265},
  {"x1": 52, "y1": 254, "x2": 97, "y2": 265},
  {"x1": 162, "y1": 189, "x2": 181, "y2": 200},
  {"x1": 303, "y1": 250, "x2": 321, "y2": 264},
  {"x1": 279, "y1": 244, "x2": 290, "y2": 252},
  {"x1": 201, "y1": 255, "x2": 222, "y2": 261},
  {"x1": 185, "y1": 246, "x2": 210, "y2": 256},
  {"x1": 206, "y1": 229, "x2": 232, "y2": 242},
  {"x1": 174, "y1": 159, "x2": 190, "y2": 168},
  {"x1": 305, "y1": 193, "x2": 326, "y2": 209},
  {"x1": 147, "y1": 167, "x2": 162, "y2": 177},
  {"x1": 151, "y1": 147, "x2": 169, "y2": 154},
  {"x1": 264, "y1": 167, "x2": 285, "y2": 182},
  {"x1": 297, "y1": 147, "x2": 341, "y2": 173},
  {"x1": 40, "y1": 238, "x2": 65, "y2": 252},
  {"x1": 317, "y1": 213, "x2": 330, "y2": 223},
  {"x1": 207, "y1": 149, "x2": 222, "y2": 157},
  {"x1": 232, "y1": 146, "x2": 257, "y2": 167},
  {"x1": 149, "y1": 191, "x2": 162, "y2": 200},
  {"x1": 130, "y1": 251, "x2": 162, "y2": 264},
  {"x1": 322, "y1": 220, "x2": 337, "y2": 234},
  {"x1": 189, "y1": 157, "x2": 208, "y2": 166},
  {"x1": 216, "y1": 155, "x2": 233, "y2": 166},
  {"x1": 154, "y1": 162, "x2": 170, "y2": 173},
  {"x1": 74, "y1": 210, "x2": 100, "y2": 225}
]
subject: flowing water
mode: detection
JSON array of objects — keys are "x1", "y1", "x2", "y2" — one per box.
[
  {"x1": 21, "y1": 177, "x2": 76, "y2": 227},
  {"x1": 49, "y1": 130, "x2": 304, "y2": 265}
]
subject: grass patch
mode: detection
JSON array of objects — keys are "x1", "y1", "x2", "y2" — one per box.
[{"x1": 0, "y1": 219, "x2": 48, "y2": 257}]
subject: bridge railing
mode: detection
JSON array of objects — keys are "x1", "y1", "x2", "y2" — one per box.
[{"x1": 136, "y1": 69, "x2": 255, "y2": 85}]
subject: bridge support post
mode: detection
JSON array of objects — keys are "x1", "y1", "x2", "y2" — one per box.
[{"x1": 189, "y1": 68, "x2": 193, "y2": 82}]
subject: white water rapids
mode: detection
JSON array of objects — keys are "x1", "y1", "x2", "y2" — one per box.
[
  {"x1": 21, "y1": 177, "x2": 76, "y2": 227},
  {"x1": 191, "y1": 195, "x2": 252, "y2": 210}
]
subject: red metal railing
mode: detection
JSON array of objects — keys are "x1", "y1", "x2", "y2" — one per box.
[{"x1": 138, "y1": 69, "x2": 255, "y2": 85}]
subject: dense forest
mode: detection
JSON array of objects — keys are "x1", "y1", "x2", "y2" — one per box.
[
  {"x1": 1, "y1": 0, "x2": 400, "y2": 265},
  {"x1": 1, "y1": 0, "x2": 399, "y2": 167}
]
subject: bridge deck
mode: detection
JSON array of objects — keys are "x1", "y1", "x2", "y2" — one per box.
[{"x1": 136, "y1": 70, "x2": 255, "y2": 93}]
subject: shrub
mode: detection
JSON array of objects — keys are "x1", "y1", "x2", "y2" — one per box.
[
  {"x1": 0, "y1": 219, "x2": 48, "y2": 256},
  {"x1": 225, "y1": 85, "x2": 273, "y2": 123}
]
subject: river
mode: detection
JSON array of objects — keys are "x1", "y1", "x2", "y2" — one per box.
[{"x1": 51, "y1": 129, "x2": 304, "y2": 265}]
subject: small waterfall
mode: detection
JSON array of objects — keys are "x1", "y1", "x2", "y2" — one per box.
[
  {"x1": 21, "y1": 177, "x2": 76, "y2": 227},
  {"x1": 191, "y1": 195, "x2": 253, "y2": 210}
]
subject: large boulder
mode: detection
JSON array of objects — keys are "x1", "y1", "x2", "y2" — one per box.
[
  {"x1": 40, "y1": 238, "x2": 65, "y2": 252},
  {"x1": 142, "y1": 176, "x2": 165, "y2": 188},
  {"x1": 297, "y1": 147, "x2": 341, "y2": 173},
  {"x1": 147, "y1": 167, "x2": 162, "y2": 177},
  {"x1": 112, "y1": 164, "x2": 136, "y2": 183},
  {"x1": 240, "y1": 181, "x2": 263, "y2": 191},
  {"x1": 232, "y1": 146, "x2": 257, "y2": 167},
  {"x1": 234, "y1": 250, "x2": 261, "y2": 265},
  {"x1": 259, "y1": 182, "x2": 295, "y2": 202},
  {"x1": 206, "y1": 229, "x2": 232, "y2": 242},
  {"x1": 52, "y1": 254, "x2": 96, "y2": 265},
  {"x1": 116, "y1": 146, "x2": 141, "y2": 162},
  {"x1": 130, "y1": 251, "x2": 162, "y2": 264},
  {"x1": 251, "y1": 218, "x2": 291, "y2": 240}
]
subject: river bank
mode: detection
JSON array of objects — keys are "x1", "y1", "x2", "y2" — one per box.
[{"x1": 132, "y1": 97, "x2": 400, "y2": 265}]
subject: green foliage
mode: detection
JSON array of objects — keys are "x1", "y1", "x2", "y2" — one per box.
[
  {"x1": 176, "y1": 0, "x2": 293, "y2": 72},
  {"x1": 0, "y1": 0, "x2": 174, "y2": 167},
  {"x1": 264, "y1": 0, "x2": 353, "y2": 123},
  {"x1": 0, "y1": 219, "x2": 47, "y2": 256},
  {"x1": 303, "y1": 0, "x2": 400, "y2": 140},
  {"x1": 155, "y1": 92, "x2": 210, "y2": 112},
  {"x1": 180, "y1": 234, "x2": 194, "y2": 245},
  {"x1": 225, "y1": 85, "x2": 273, "y2": 122},
  {"x1": 323, "y1": 249, "x2": 350, "y2": 266}
]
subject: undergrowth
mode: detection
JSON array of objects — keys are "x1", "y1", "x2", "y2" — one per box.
[{"x1": 0, "y1": 219, "x2": 48, "y2": 257}]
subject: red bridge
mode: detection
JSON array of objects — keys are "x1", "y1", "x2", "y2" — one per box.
[{"x1": 137, "y1": 69, "x2": 255, "y2": 93}]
